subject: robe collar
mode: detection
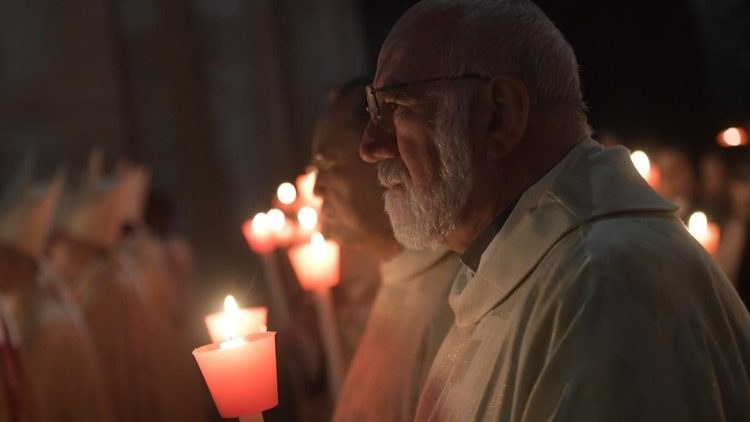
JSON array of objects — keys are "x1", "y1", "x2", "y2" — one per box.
[{"x1": 449, "y1": 138, "x2": 678, "y2": 327}]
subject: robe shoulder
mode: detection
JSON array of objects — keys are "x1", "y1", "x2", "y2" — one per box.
[{"x1": 517, "y1": 213, "x2": 750, "y2": 422}]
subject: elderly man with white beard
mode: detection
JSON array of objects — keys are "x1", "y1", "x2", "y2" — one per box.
[
  {"x1": 312, "y1": 79, "x2": 461, "y2": 421},
  {"x1": 360, "y1": 1, "x2": 750, "y2": 421}
]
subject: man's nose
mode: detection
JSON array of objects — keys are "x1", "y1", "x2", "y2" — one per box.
[{"x1": 360, "y1": 123, "x2": 399, "y2": 163}]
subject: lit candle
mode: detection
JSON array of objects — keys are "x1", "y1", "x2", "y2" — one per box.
[
  {"x1": 630, "y1": 150, "x2": 660, "y2": 190},
  {"x1": 272, "y1": 182, "x2": 298, "y2": 213},
  {"x1": 295, "y1": 169, "x2": 323, "y2": 210},
  {"x1": 688, "y1": 211, "x2": 720, "y2": 256},
  {"x1": 242, "y1": 213, "x2": 275, "y2": 255},
  {"x1": 204, "y1": 295, "x2": 269, "y2": 343},
  {"x1": 288, "y1": 231, "x2": 344, "y2": 398},
  {"x1": 193, "y1": 296, "x2": 278, "y2": 419},
  {"x1": 716, "y1": 127, "x2": 748, "y2": 148},
  {"x1": 288, "y1": 232, "x2": 340, "y2": 290},
  {"x1": 267, "y1": 208, "x2": 294, "y2": 247},
  {"x1": 193, "y1": 332, "x2": 278, "y2": 419},
  {"x1": 276, "y1": 182, "x2": 297, "y2": 205},
  {"x1": 295, "y1": 206, "x2": 319, "y2": 242}
]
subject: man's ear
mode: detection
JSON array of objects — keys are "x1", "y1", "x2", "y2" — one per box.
[{"x1": 481, "y1": 75, "x2": 530, "y2": 158}]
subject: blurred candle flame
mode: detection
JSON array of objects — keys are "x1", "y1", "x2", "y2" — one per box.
[
  {"x1": 688, "y1": 212, "x2": 709, "y2": 241},
  {"x1": 717, "y1": 127, "x2": 748, "y2": 148},
  {"x1": 251, "y1": 212, "x2": 269, "y2": 233},
  {"x1": 298, "y1": 207, "x2": 318, "y2": 231},
  {"x1": 222, "y1": 295, "x2": 241, "y2": 341},
  {"x1": 311, "y1": 232, "x2": 325, "y2": 246},
  {"x1": 267, "y1": 208, "x2": 286, "y2": 232},
  {"x1": 276, "y1": 182, "x2": 297, "y2": 205},
  {"x1": 630, "y1": 150, "x2": 651, "y2": 179}
]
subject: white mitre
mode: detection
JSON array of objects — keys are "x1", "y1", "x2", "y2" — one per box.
[
  {"x1": 58, "y1": 148, "x2": 128, "y2": 250},
  {"x1": 0, "y1": 155, "x2": 66, "y2": 259},
  {"x1": 118, "y1": 162, "x2": 152, "y2": 225}
]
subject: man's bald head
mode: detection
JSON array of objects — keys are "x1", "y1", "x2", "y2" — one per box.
[
  {"x1": 362, "y1": 0, "x2": 590, "y2": 252},
  {"x1": 379, "y1": 0, "x2": 585, "y2": 121}
]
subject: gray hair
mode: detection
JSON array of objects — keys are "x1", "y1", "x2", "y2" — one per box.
[{"x1": 423, "y1": 0, "x2": 586, "y2": 113}]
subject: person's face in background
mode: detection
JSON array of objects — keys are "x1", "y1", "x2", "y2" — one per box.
[
  {"x1": 312, "y1": 100, "x2": 393, "y2": 251},
  {"x1": 700, "y1": 153, "x2": 729, "y2": 201},
  {"x1": 654, "y1": 148, "x2": 696, "y2": 203}
]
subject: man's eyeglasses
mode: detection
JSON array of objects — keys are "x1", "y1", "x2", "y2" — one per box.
[{"x1": 365, "y1": 73, "x2": 489, "y2": 132}]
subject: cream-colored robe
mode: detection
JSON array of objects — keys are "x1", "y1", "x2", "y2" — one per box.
[
  {"x1": 119, "y1": 228, "x2": 206, "y2": 422},
  {"x1": 9, "y1": 269, "x2": 114, "y2": 422},
  {"x1": 0, "y1": 297, "x2": 37, "y2": 422},
  {"x1": 334, "y1": 248, "x2": 460, "y2": 422},
  {"x1": 71, "y1": 253, "x2": 170, "y2": 422},
  {"x1": 416, "y1": 139, "x2": 750, "y2": 421}
]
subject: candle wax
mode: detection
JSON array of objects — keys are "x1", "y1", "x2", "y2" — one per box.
[{"x1": 193, "y1": 332, "x2": 278, "y2": 418}]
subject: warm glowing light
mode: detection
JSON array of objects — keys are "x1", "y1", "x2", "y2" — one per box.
[
  {"x1": 222, "y1": 295, "x2": 241, "y2": 340},
  {"x1": 298, "y1": 207, "x2": 318, "y2": 231},
  {"x1": 267, "y1": 208, "x2": 286, "y2": 232},
  {"x1": 219, "y1": 337, "x2": 246, "y2": 350},
  {"x1": 276, "y1": 182, "x2": 297, "y2": 205},
  {"x1": 687, "y1": 211, "x2": 720, "y2": 255},
  {"x1": 717, "y1": 127, "x2": 748, "y2": 147},
  {"x1": 296, "y1": 169, "x2": 323, "y2": 209},
  {"x1": 288, "y1": 232, "x2": 340, "y2": 290},
  {"x1": 311, "y1": 232, "x2": 325, "y2": 246},
  {"x1": 630, "y1": 150, "x2": 651, "y2": 179},
  {"x1": 251, "y1": 212, "x2": 269, "y2": 233},
  {"x1": 298, "y1": 171, "x2": 317, "y2": 197},
  {"x1": 688, "y1": 212, "x2": 709, "y2": 241}
]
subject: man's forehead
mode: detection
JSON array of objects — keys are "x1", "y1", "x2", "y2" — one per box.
[{"x1": 374, "y1": 5, "x2": 462, "y2": 87}]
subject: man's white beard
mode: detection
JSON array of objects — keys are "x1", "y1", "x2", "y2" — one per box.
[{"x1": 377, "y1": 89, "x2": 474, "y2": 250}]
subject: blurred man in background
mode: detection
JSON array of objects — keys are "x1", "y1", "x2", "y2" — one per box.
[
  {"x1": 313, "y1": 79, "x2": 460, "y2": 421},
  {"x1": 654, "y1": 145, "x2": 697, "y2": 220}
]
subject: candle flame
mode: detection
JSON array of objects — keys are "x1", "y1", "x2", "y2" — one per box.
[
  {"x1": 630, "y1": 150, "x2": 651, "y2": 179},
  {"x1": 296, "y1": 169, "x2": 323, "y2": 208},
  {"x1": 688, "y1": 211, "x2": 709, "y2": 241},
  {"x1": 297, "y1": 170, "x2": 317, "y2": 197},
  {"x1": 251, "y1": 212, "x2": 269, "y2": 234},
  {"x1": 267, "y1": 208, "x2": 286, "y2": 232},
  {"x1": 222, "y1": 295, "x2": 241, "y2": 340},
  {"x1": 298, "y1": 207, "x2": 318, "y2": 231},
  {"x1": 717, "y1": 127, "x2": 748, "y2": 148},
  {"x1": 277, "y1": 182, "x2": 297, "y2": 205},
  {"x1": 311, "y1": 232, "x2": 325, "y2": 246}
]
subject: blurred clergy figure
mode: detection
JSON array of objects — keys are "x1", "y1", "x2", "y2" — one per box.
[
  {"x1": 117, "y1": 163, "x2": 206, "y2": 422},
  {"x1": 48, "y1": 151, "x2": 168, "y2": 421},
  {"x1": 0, "y1": 156, "x2": 113, "y2": 422},
  {"x1": 312, "y1": 79, "x2": 461, "y2": 422}
]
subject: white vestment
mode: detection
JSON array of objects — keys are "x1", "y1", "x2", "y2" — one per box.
[
  {"x1": 416, "y1": 139, "x2": 750, "y2": 421},
  {"x1": 334, "y1": 248, "x2": 460, "y2": 422}
]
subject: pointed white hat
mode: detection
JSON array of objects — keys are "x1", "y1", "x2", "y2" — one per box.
[
  {"x1": 58, "y1": 148, "x2": 128, "y2": 249},
  {"x1": 0, "y1": 155, "x2": 66, "y2": 259}
]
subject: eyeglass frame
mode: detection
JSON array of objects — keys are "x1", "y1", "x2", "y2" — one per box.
[{"x1": 365, "y1": 72, "x2": 490, "y2": 131}]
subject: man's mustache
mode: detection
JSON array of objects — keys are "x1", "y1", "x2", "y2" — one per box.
[{"x1": 377, "y1": 159, "x2": 410, "y2": 187}]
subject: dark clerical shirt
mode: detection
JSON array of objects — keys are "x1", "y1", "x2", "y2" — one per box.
[{"x1": 460, "y1": 199, "x2": 519, "y2": 273}]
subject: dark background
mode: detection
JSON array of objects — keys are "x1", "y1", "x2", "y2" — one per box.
[{"x1": 1, "y1": 0, "x2": 748, "y2": 309}]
